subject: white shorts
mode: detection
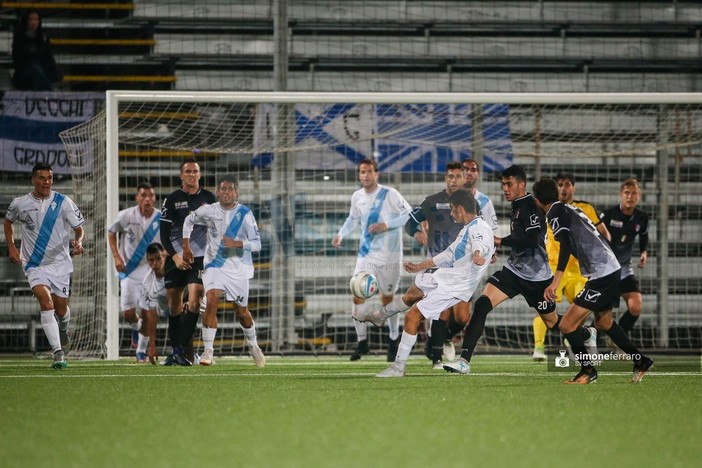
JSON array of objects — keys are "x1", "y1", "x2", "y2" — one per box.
[
  {"x1": 119, "y1": 277, "x2": 141, "y2": 312},
  {"x1": 414, "y1": 270, "x2": 460, "y2": 320},
  {"x1": 26, "y1": 268, "x2": 70, "y2": 298},
  {"x1": 354, "y1": 258, "x2": 401, "y2": 297},
  {"x1": 202, "y1": 268, "x2": 249, "y2": 307}
]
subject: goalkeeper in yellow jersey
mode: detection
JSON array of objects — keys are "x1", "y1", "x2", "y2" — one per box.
[{"x1": 532, "y1": 172, "x2": 611, "y2": 361}]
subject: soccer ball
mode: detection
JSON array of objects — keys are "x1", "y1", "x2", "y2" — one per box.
[{"x1": 349, "y1": 271, "x2": 379, "y2": 299}]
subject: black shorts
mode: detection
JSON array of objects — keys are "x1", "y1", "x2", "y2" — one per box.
[
  {"x1": 164, "y1": 256, "x2": 204, "y2": 289},
  {"x1": 620, "y1": 274, "x2": 641, "y2": 294},
  {"x1": 487, "y1": 267, "x2": 556, "y2": 314},
  {"x1": 574, "y1": 270, "x2": 621, "y2": 312}
]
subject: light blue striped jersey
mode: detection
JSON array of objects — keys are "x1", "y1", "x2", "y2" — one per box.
[
  {"x1": 5, "y1": 190, "x2": 84, "y2": 275},
  {"x1": 183, "y1": 202, "x2": 261, "y2": 279},
  {"x1": 108, "y1": 205, "x2": 161, "y2": 281}
]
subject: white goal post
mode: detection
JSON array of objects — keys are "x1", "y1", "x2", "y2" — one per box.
[{"x1": 59, "y1": 92, "x2": 702, "y2": 360}]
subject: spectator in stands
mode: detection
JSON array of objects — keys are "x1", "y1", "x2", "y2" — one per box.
[
  {"x1": 11, "y1": 10, "x2": 63, "y2": 91},
  {"x1": 160, "y1": 159, "x2": 215, "y2": 366},
  {"x1": 182, "y1": 177, "x2": 265, "y2": 367},
  {"x1": 107, "y1": 182, "x2": 160, "y2": 363},
  {"x1": 3, "y1": 162, "x2": 84, "y2": 369},
  {"x1": 532, "y1": 171, "x2": 610, "y2": 361},
  {"x1": 600, "y1": 178, "x2": 649, "y2": 335},
  {"x1": 533, "y1": 177, "x2": 653, "y2": 384},
  {"x1": 332, "y1": 158, "x2": 412, "y2": 362}
]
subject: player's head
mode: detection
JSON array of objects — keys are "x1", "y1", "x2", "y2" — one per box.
[
  {"x1": 532, "y1": 177, "x2": 559, "y2": 209},
  {"x1": 217, "y1": 176, "x2": 239, "y2": 208},
  {"x1": 358, "y1": 158, "x2": 379, "y2": 191},
  {"x1": 448, "y1": 188, "x2": 479, "y2": 224},
  {"x1": 135, "y1": 181, "x2": 156, "y2": 214},
  {"x1": 461, "y1": 158, "x2": 480, "y2": 190},
  {"x1": 146, "y1": 242, "x2": 167, "y2": 276},
  {"x1": 555, "y1": 171, "x2": 576, "y2": 204},
  {"x1": 180, "y1": 159, "x2": 201, "y2": 190},
  {"x1": 31, "y1": 162, "x2": 53, "y2": 198},
  {"x1": 501, "y1": 165, "x2": 527, "y2": 202},
  {"x1": 445, "y1": 161, "x2": 465, "y2": 195},
  {"x1": 620, "y1": 178, "x2": 641, "y2": 210}
]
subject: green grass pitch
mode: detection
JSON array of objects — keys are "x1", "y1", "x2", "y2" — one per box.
[{"x1": 1, "y1": 355, "x2": 700, "y2": 468}]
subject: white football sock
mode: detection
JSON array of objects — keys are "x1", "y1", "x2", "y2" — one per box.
[
  {"x1": 56, "y1": 306, "x2": 70, "y2": 331},
  {"x1": 352, "y1": 302, "x2": 368, "y2": 341},
  {"x1": 136, "y1": 334, "x2": 149, "y2": 354},
  {"x1": 381, "y1": 295, "x2": 411, "y2": 318},
  {"x1": 395, "y1": 331, "x2": 418, "y2": 370},
  {"x1": 41, "y1": 310, "x2": 62, "y2": 353},
  {"x1": 202, "y1": 327, "x2": 217, "y2": 351},
  {"x1": 242, "y1": 322, "x2": 258, "y2": 348},
  {"x1": 387, "y1": 313, "x2": 400, "y2": 341},
  {"x1": 353, "y1": 318, "x2": 368, "y2": 342}
]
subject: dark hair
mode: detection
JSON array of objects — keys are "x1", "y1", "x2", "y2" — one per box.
[
  {"x1": 358, "y1": 158, "x2": 378, "y2": 172},
  {"x1": 31, "y1": 162, "x2": 52, "y2": 176},
  {"x1": 219, "y1": 176, "x2": 239, "y2": 189},
  {"x1": 136, "y1": 181, "x2": 154, "y2": 192},
  {"x1": 532, "y1": 178, "x2": 559, "y2": 205},
  {"x1": 15, "y1": 10, "x2": 43, "y2": 36},
  {"x1": 461, "y1": 158, "x2": 480, "y2": 172},
  {"x1": 501, "y1": 165, "x2": 527, "y2": 183},
  {"x1": 146, "y1": 242, "x2": 165, "y2": 255},
  {"x1": 180, "y1": 158, "x2": 200, "y2": 172},
  {"x1": 446, "y1": 161, "x2": 463, "y2": 172},
  {"x1": 555, "y1": 171, "x2": 575, "y2": 185},
  {"x1": 449, "y1": 188, "x2": 478, "y2": 215}
]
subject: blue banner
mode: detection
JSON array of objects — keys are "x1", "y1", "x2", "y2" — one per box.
[{"x1": 0, "y1": 91, "x2": 104, "y2": 175}]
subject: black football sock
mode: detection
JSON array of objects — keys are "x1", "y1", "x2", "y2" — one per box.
[
  {"x1": 605, "y1": 322, "x2": 641, "y2": 356},
  {"x1": 180, "y1": 311, "x2": 200, "y2": 348},
  {"x1": 458, "y1": 296, "x2": 493, "y2": 362},
  {"x1": 446, "y1": 313, "x2": 463, "y2": 340},
  {"x1": 564, "y1": 328, "x2": 594, "y2": 370},
  {"x1": 618, "y1": 311, "x2": 639, "y2": 334},
  {"x1": 430, "y1": 319, "x2": 448, "y2": 361},
  {"x1": 168, "y1": 314, "x2": 182, "y2": 350}
]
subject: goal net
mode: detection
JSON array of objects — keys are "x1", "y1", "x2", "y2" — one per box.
[{"x1": 59, "y1": 92, "x2": 702, "y2": 360}]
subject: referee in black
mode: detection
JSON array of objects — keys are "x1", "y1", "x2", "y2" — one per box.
[{"x1": 160, "y1": 159, "x2": 216, "y2": 365}]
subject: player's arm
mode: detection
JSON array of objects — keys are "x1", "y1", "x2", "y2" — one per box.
[
  {"x1": 370, "y1": 190, "x2": 411, "y2": 234},
  {"x1": 3, "y1": 218, "x2": 20, "y2": 265},
  {"x1": 181, "y1": 210, "x2": 200, "y2": 265},
  {"x1": 404, "y1": 257, "x2": 436, "y2": 273},
  {"x1": 596, "y1": 222, "x2": 611, "y2": 242},
  {"x1": 138, "y1": 285, "x2": 159, "y2": 364},
  {"x1": 481, "y1": 199, "x2": 499, "y2": 233},
  {"x1": 71, "y1": 226, "x2": 85, "y2": 256},
  {"x1": 370, "y1": 210, "x2": 410, "y2": 234},
  {"x1": 584, "y1": 203, "x2": 611, "y2": 242},
  {"x1": 499, "y1": 216, "x2": 542, "y2": 249},
  {"x1": 332, "y1": 208, "x2": 359, "y2": 248},
  {"x1": 405, "y1": 205, "x2": 428, "y2": 246},
  {"x1": 159, "y1": 197, "x2": 177, "y2": 257},
  {"x1": 107, "y1": 231, "x2": 125, "y2": 272},
  {"x1": 223, "y1": 213, "x2": 262, "y2": 252},
  {"x1": 638, "y1": 215, "x2": 649, "y2": 268}
]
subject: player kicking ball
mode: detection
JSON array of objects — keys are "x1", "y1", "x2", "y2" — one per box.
[{"x1": 353, "y1": 189, "x2": 495, "y2": 377}]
